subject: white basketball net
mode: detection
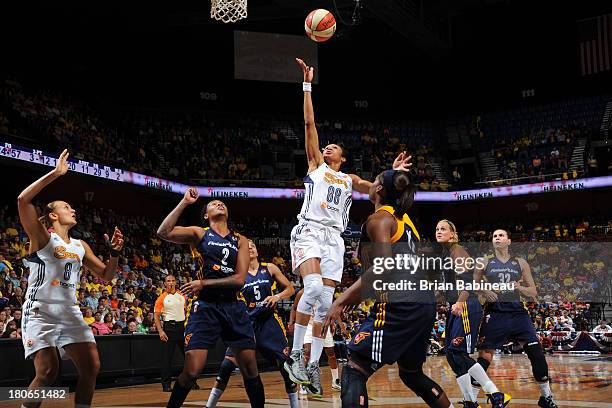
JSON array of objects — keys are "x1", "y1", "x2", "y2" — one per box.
[{"x1": 211, "y1": 0, "x2": 247, "y2": 23}]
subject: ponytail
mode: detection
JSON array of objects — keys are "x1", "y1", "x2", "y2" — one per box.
[
  {"x1": 380, "y1": 170, "x2": 416, "y2": 217},
  {"x1": 38, "y1": 202, "x2": 58, "y2": 229}
]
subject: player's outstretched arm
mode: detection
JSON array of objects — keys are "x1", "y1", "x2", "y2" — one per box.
[
  {"x1": 82, "y1": 227, "x2": 124, "y2": 282},
  {"x1": 263, "y1": 262, "x2": 295, "y2": 308},
  {"x1": 296, "y1": 58, "x2": 324, "y2": 173},
  {"x1": 157, "y1": 187, "x2": 201, "y2": 245},
  {"x1": 349, "y1": 152, "x2": 413, "y2": 194},
  {"x1": 17, "y1": 149, "x2": 70, "y2": 252}
]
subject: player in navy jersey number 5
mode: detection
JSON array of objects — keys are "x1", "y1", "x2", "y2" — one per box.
[
  {"x1": 18, "y1": 149, "x2": 124, "y2": 408},
  {"x1": 157, "y1": 189, "x2": 265, "y2": 408},
  {"x1": 205, "y1": 240, "x2": 298, "y2": 408}
]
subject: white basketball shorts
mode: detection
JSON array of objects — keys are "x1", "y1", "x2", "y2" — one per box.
[{"x1": 21, "y1": 300, "x2": 96, "y2": 360}]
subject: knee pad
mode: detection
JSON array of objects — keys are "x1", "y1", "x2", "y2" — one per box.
[
  {"x1": 216, "y1": 358, "x2": 236, "y2": 385},
  {"x1": 399, "y1": 368, "x2": 444, "y2": 406},
  {"x1": 296, "y1": 274, "x2": 323, "y2": 315},
  {"x1": 524, "y1": 342, "x2": 549, "y2": 382},
  {"x1": 341, "y1": 364, "x2": 369, "y2": 407},
  {"x1": 446, "y1": 350, "x2": 475, "y2": 377},
  {"x1": 314, "y1": 285, "x2": 335, "y2": 323}
]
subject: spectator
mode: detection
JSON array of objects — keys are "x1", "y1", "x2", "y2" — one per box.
[
  {"x1": 85, "y1": 289, "x2": 99, "y2": 310},
  {"x1": 2, "y1": 320, "x2": 18, "y2": 338},
  {"x1": 8, "y1": 287, "x2": 24, "y2": 309},
  {"x1": 83, "y1": 307, "x2": 95, "y2": 325},
  {"x1": 123, "y1": 286, "x2": 136, "y2": 302},
  {"x1": 116, "y1": 311, "x2": 128, "y2": 329},
  {"x1": 593, "y1": 320, "x2": 611, "y2": 334},
  {"x1": 122, "y1": 320, "x2": 139, "y2": 334},
  {"x1": 91, "y1": 312, "x2": 112, "y2": 335},
  {"x1": 10, "y1": 309, "x2": 21, "y2": 328}
]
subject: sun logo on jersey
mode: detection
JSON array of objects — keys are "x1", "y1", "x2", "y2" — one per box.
[
  {"x1": 323, "y1": 172, "x2": 349, "y2": 189},
  {"x1": 53, "y1": 246, "x2": 81, "y2": 262},
  {"x1": 353, "y1": 331, "x2": 371, "y2": 345}
]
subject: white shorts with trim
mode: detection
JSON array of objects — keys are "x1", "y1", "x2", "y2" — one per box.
[
  {"x1": 304, "y1": 320, "x2": 335, "y2": 348},
  {"x1": 290, "y1": 223, "x2": 345, "y2": 282},
  {"x1": 21, "y1": 300, "x2": 96, "y2": 359}
]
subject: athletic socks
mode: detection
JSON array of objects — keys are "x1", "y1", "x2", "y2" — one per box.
[
  {"x1": 467, "y1": 363, "x2": 498, "y2": 394},
  {"x1": 310, "y1": 337, "x2": 324, "y2": 364},
  {"x1": 205, "y1": 387, "x2": 224, "y2": 408},
  {"x1": 539, "y1": 381, "x2": 552, "y2": 398},
  {"x1": 166, "y1": 379, "x2": 192, "y2": 408},
  {"x1": 456, "y1": 373, "x2": 475, "y2": 402},
  {"x1": 243, "y1": 375, "x2": 265, "y2": 408},
  {"x1": 291, "y1": 323, "x2": 308, "y2": 352},
  {"x1": 331, "y1": 367, "x2": 339, "y2": 384},
  {"x1": 287, "y1": 391, "x2": 299, "y2": 408}
]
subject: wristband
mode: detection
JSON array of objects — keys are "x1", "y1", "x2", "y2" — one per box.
[
  {"x1": 303, "y1": 82, "x2": 312, "y2": 92},
  {"x1": 110, "y1": 249, "x2": 121, "y2": 257}
]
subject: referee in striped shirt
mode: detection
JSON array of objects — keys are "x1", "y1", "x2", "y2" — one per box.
[{"x1": 154, "y1": 274, "x2": 190, "y2": 392}]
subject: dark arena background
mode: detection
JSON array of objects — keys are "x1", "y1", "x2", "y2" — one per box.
[{"x1": 0, "y1": 1, "x2": 611, "y2": 407}]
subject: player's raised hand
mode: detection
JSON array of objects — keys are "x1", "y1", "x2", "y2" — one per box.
[
  {"x1": 392, "y1": 151, "x2": 413, "y2": 172},
  {"x1": 182, "y1": 187, "x2": 199, "y2": 205},
  {"x1": 54, "y1": 149, "x2": 70, "y2": 176},
  {"x1": 104, "y1": 227, "x2": 124, "y2": 253},
  {"x1": 296, "y1": 58, "x2": 314, "y2": 83}
]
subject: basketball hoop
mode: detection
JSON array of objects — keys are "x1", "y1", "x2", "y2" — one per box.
[{"x1": 211, "y1": 0, "x2": 247, "y2": 23}]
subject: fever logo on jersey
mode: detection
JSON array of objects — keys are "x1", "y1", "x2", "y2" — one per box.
[
  {"x1": 353, "y1": 331, "x2": 371, "y2": 345},
  {"x1": 184, "y1": 333, "x2": 193, "y2": 347}
]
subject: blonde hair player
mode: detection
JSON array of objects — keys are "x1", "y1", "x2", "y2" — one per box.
[
  {"x1": 284, "y1": 57, "x2": 412, "y2": 397},
  {"x1": 17, "y1": 149, "x2": 124, "y2": 408},
  {"x1": 435, "y1": 220, "x2": 510, "y2": 408}
]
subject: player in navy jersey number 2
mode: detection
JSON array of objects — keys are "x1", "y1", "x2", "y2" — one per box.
[
  {"x1": 18, "y1": 149, "x2": 124, "y2": 408},
  {"x1": 204, "y1": 240, "x2": 298, "y2": 408},
  {"x1": 285, "y1": 58, "x2": 412, "y2": 397},
  {"x1": 157, "y1": 188, "x2": 265, "y2": 408}
]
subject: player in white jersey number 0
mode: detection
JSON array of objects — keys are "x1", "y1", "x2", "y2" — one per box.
[
  {"x1": 17, "y1": 149, "x2": 124, "y2": 408},
  {"x1": 284, "y1": 58, "x2": 412, "y2": 397}
]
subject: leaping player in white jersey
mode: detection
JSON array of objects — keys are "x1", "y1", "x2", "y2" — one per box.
[
  {"x1": 284, "y1": 58, "x2": 412, "y2": 397},
  {"x1": 17, "y1": 149, "x2": 124, "y2": 408}
]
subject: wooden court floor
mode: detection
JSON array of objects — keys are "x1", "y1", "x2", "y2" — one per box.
[{"x1": 1, "y1": 354, "x2": 610, "y2": 407}]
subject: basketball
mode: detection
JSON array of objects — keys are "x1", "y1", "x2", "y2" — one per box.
[{"x1": 305, "y1": 9, "x2": 336, "y2": 42}]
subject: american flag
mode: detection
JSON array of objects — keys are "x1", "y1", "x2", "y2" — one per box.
[{"x1": 577, "y1": 14, "x2": 612, "y2": 76}]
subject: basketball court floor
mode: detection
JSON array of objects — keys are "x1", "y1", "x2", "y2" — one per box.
[{"x1": 1, "y1": 354, "x2": 610, "y2": 407}]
